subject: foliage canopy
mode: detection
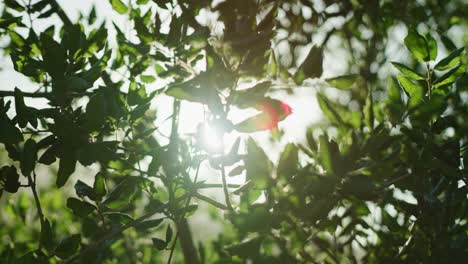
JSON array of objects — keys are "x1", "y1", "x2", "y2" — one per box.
[{"x1": 0, "y1": 0, "x2": 467, "y2": 263}]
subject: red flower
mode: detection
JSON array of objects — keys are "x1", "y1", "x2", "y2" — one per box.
[{"x1": 235, "y1": 99, "x2": 293, "y2": 132}]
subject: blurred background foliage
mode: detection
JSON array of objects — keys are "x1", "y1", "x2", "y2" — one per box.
[{"x1": 0, "y1": 0, "x2": 467, "y2": 263}]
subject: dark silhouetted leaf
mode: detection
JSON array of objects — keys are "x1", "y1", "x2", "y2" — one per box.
[
  {"x1": 225, "y1": 236, "x2": 263, "y2": 258},
  {"x1": 1, "y1": 166, "x2": 20, "y2": 193},
  {"x1": 294, "y1": 45, "x2": 323, "y2": 84},
  {"x1": 40, "y1": 219, "x2": 54, "y2": 251},
  {"x1": 102, "y1": 178, "x2": 139, "y2": 209},
  {"x1": 75, "y1": 180, "x2": 94, "y2": 200},
  {"x1": 165, "y1": 224, "x2": 173, "y2": 243},
  {"x1": 40, "y1": 33, "x2": 67, "y2": 79},
  {"x1": 67, "y1": 198, "x2": 96, "y2": 217},
  {"x1": 54, "y1": 234, "x2": 81, "y2": 259},
  {"x1": 21, "y1": 138, "x2": 37, "y2": 176},
  {"x1": 152, "y1": 238, "x2": 167, "y2": 250},
  {"x1": 135, "y1": 218, "x2": 164, "y2": 232},
  {"x1": 57, "y1": 154, "x2": 76, "y2": 188}
]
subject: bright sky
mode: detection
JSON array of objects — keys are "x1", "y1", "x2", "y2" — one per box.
[{"x1": 0, "y1": 0, "x2": 327, "y2": 162}]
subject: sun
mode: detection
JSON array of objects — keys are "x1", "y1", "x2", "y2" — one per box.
[{"x1": 199, "y1": 123, "x2": 224, "y2": 154}]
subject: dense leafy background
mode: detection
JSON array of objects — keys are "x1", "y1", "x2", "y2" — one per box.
[{"x1": 0, "y1": 0, "x2": 467, "y2": 263}]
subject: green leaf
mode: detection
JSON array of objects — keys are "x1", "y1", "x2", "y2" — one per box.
[
  {"x1": 306, "y1": 128, "x2": 317, "y2": 151},
  {"x1": 67, "y1": 198, "x2": 96, "y2": 217},
  {"x1": 165, "y1": 86, "x2": 205, "y2": 104},
  {"x1": 54, "y1": 234, "x2": 81, "y2": 259},
  {"x1": 93, "y1": 172, "x2": 107, "y2": 201},
  {"x1": 141, "y1": 74, "x2": 156, "y2": 83},
  {"x1": 127, "y1": 81, "x2": 148, "y2": 106},
  {"x1": 0, "y1": 17, "x2": 22, "y2": 29},
  {"x1": 230, "y1": 81, "x2": 271, "y2": 108},
  {"x1": 434, "y1": 48, "x2": 465, "y2": 71},
  {"x1": 88, "y1": 5, "x2": 97, "y2": 24},
  {"x1": 412, "y1": 96, "x2": 446, "y2": 123},
  {"x1": 325, "y1": 74, "x2": 359, "y2": 89},
  {"x1": 319, "y1": 135, "x2": 334, "y2": 175},
  {"x1": 147, "y1": 156, "x2": 161, "y2": 176},
  {"x1": 244, "y1": 138, "x2": 271, "y2": 188},
  {"x1": 277, "y1": 143, "x2": 298, "y2": 178},
  {"x1": 102, "y1": 178, "x2": 139, "y2": 209},
  {"x1": 404, "y1": 28, "x2": 429, "y2": 62},
  {"x1": 20, "y1": 139, "x2": 37, "y2": 176},
  {"x1": 317, "y1": 93, "x2": 344, "y2": 125},
  {"x1": 396, "y1": 75, "x2": 424, "y2": 107},
  {"x1": 111, "y1": 0, "x2": 128, "y2": 14},
  {"x1": 135, "y1": 218, "x2": 164, "y2": 232},
  {"x1": 426, "y1": 34, "x2": 438, "y2": 61},
  {"x1": 152, "y1": 238, "x2": 167, "y2": 250},
  {"x1": 294, "y1": 45, "x2": 323, "y2": 84},
  {"x1": 391, "y1": 62, "x2": 425, "y2": 80},
  {"x1": 228, "y1": 165, "x2": 245, "y2": 177},
  {"x1": 433, "y1": 64, "x2": 466, "y2": 88},
  {"x1": 9, "y1": 31, "x2": 26, "y2": 47}
]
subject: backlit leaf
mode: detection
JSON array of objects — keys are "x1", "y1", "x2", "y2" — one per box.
[
  {"x1": 325, "y1": 74, "x2": 359, "y2": 89},
  {"x1": 391, "y1": 62, "x2": 425, "y2": 80},
  {"x1": 93, "y1": 172, "x2": 107, "y2": 201},
  {"x1": 434, "y1": 47, "x2": 465, "y2": 71},
  {"x1": 277, "y1": 143, "x2": 298, "y2": 178},
  {"x1": 433, "y1": 64, "x2": 466, "y2": 88},
  {"x1": 404, "y1": 29, "x2": 429, "y2": 62},
  {"x1": 111, "y1": 0, "x2": 128, "y2": 14}
]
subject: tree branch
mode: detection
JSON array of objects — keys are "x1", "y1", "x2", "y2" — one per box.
[{"x1": 0, "y1": 90, "x2": 50, "y2": 98}]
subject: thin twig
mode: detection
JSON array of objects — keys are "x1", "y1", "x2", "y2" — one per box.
[
  {"x1": 28, "y1": 171, "x2": 45, "y2": 245},
  {"x1": 196, "y1": 183, "x2": 241, "y2": 189},
  {"x1": 193, "y1": 192, "x2": 228, "y2": 210},
  {"x1": 220, "y1": 165, "x2": 233, "y2": 211}
]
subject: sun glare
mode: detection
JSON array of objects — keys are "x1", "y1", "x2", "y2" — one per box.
[{"x1": 200, "y1": 123, "x2": 224, "y2": 154}]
